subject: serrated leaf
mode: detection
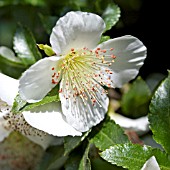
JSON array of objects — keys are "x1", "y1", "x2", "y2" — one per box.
[
  {"x1": 79, "y1": 144, "x2": 91, "y2": 170},
  {"x1": 149, "y1": 71, "x2": 170, "y2": 154},
  {"x1": 36, "y1": 145, "x2": 67, "y2": 170},
  {"x1": 13, "y1": 24, "x2": 42, "y2": 66},
  {"x1": 64, "y1": 130, "x2": 91, "y2": 156},
  {"x1": 102, "y1": 3, "x2": 121, "y2": 33},
  {"x1": 121, "y1": 77, "x2": 151, "y2": 118},
  {"x1": 101, "y1": 143, "x2": 170, "y2": 170},
  {"x1": 91, "y1": 119, "x2": 129, "y2": 151}
]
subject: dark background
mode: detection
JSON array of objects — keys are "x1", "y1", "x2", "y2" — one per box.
[{"x1": 111, "y1": 1, "x2": 168, "y2": 78}]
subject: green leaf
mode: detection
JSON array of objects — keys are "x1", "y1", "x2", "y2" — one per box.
[
  {"x1": 22, "y1": 95, "x2": 60, "y2": 111},
  {"x1": 91, "y1": 119, "x2": 129, "y2": 151},
  {"x1": 149, "y1": 71, "x2": 170, "y2": 154},
  {"x1": 64, "y1": 130, "x2": 91, "y2": 156},
  {"x1": 13, "y1": 24, "x2": 42, "y2": 66},
  {"x1": 79, "y1": 144, "x2": 91, "y2": 170},
  {"x1": 12, "y1": 94, "x2": 27, "y2": 114},
  {"x1": 37, "y1": 44, "x2": 55, "y2": 56},
  {"x1": 22, "y1": 85, "x2": 60, "y2": 111},
  {"x1": 101, "y1": 143, "x2": 170, "y2": 170},
  {"x1": 36, "y1": 145, "x2": 67, "y2": 170},
  {"x1": 12, "y1": 85, "x2": 60, "y2": 113},
  {"x1": 102, "y1": 3, "x2": 121, "y2": 33},
  {"x1": 121, "y1": 77, "x2": 151, "y2": 118}
]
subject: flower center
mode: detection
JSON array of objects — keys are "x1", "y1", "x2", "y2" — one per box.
[{"x1": 51, "y1": 47, "x2": 116, "y2": 106}]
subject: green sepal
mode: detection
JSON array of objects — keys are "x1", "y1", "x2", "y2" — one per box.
[{"x1": 37, "y1": 44, "x2": 56, "y2": 56}]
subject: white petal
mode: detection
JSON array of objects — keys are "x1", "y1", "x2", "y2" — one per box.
[
  {"x1": 59, "y1": 80, "x2": 109, "y2": 132},
  {"x1": 97, "y1": 35, "x2": 147, "y2": 88},
  {"x1": 0, "y1": 73, "x2": 19, "y2": 105},
  {"x1": 141, "y1": 156, "x2": 160, "y2": 170},
  {"x1": 19, "y1": 56, "x2": 62, "y2": 103},
  {"x1": 50, "y1": 11, "x2": 105, "y2": 55},
  {"x1": 110, "y1": 113, "x2": 149, "y2": 135},
  {"x1": 23, "y1": 102, "x2": 82, "y2": 136}
]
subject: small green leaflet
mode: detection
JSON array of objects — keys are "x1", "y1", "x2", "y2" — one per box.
[
  {"x1": 101, "y1": 143, "x2": 170, "y2": 170},
  {"x1": 13, "y1": 24, "x2": 42, "y2": 66},
  {"x1": 102, "y1": 3, "x2": 120, "y2": 33},
  {"x1": 149, "y1": 71, "x2": 170, "y2": 154},
  {"x1": 91, "y1": 118, "x2": 129, "y2": 151},
  {"x1": 121, "y1": 77, "x2": 151, "y2": 118}
]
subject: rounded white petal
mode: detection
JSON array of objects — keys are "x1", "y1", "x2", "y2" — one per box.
[
  {"x1": 97, "y1": 35, "x2": 147, "y2": 88},
  {"x1": 50, "y1": 11, "x2": 105, "y2": 55},
  {"x1": 22, "y1": 102, "x2": 82, "y2": 136},
  {"x1": 19, "y1": 56, "x2": 62, "y2": 103},
  {"x1": 141, "y1": 156, "x2": 160, "y2": 170},
  {"x1": 59, "y1": 80, "x2": 109, "y2": 132},
  {"x1": 110, "y1": 113, "x2": 149, "y2": 135},
  {"x1": 0, "y1": 73, "x2": 19, "y2": 105}
]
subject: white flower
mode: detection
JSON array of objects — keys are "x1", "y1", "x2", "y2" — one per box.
[
  {"x1": 141, "y1": 156, "x2": 160, "y2": 170},
  {"x1": 0, "y1": 73, "x2": 62, "y2": 149},
  {"x1": 19, "y1": 11, "x2": 147, "y2": 135}
]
